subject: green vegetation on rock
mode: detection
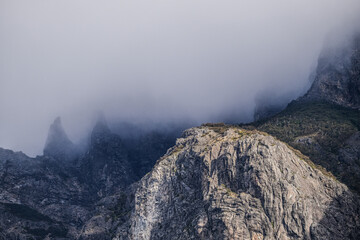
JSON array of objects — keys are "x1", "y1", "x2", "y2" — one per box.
[{"x1": 243, "y1": 101, "x2": 360, "y2": 193}]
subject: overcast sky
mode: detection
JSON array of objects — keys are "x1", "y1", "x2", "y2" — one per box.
[{"x1": 1, "y1": 0, "x2": 360, "y2": 156}]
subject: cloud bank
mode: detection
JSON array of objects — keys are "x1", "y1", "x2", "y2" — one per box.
[{"x1": 1, "y1": 0, "x2": 360, "y2": 156}]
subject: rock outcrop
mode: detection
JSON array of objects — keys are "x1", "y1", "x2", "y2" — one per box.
[
  {"x1": 1, "y1": 122, "x2": 359, "y2": 239},
  {"x1": 0, "y1": 119, "x2": 179, "y2": 239},
  {"x1": 79, "y1": 119, "x2": 135, "y2": 197},
  {"x1": 0, "y1": 148, "x2": 91, "y2": 239},
  {"x1": 115, "y1": 126, "x2": 360, "y2": 240},
  {"x1": 301, "y1": 33, "x2": 360, "y2": 109},
  {"x1": 43, "y1": 117, "x2": 78, "y2": 161},
  {"x1": 250, "y1": 100, "x2": 360, "y2": 194}
]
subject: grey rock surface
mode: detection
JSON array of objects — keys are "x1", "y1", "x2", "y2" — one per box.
[
  {"x1": 301, "y1": 33, "x2": 360, "y2": 109},
  {"x1": 78, "y1": 120, "x2": 135, "y2": 197},
  {"x1": 115, "y1": 126, "x2": 360, "y2": 240},
  {"x1": 0, "y1": 119, "x2": 179, "y2": 239},
  {"x1": 0, "y1": 147, "x2": 91, "y2": 239}
]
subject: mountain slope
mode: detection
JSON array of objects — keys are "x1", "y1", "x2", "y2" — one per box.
[
  {"x1": 253, "y1": 33, "x2": 360, "y2": 122},
  {"x1": 78, "y1": 120, "x2": 135, "y2": 197},
  {"x1": 0, "y1": 119, "x2": 179, "y2": 239},
  {"x1": 0, "y1": 148, "x2": 91, "y2": 239},
  {"x1": 246, "y1": 101, "x2": 360, "y2": 193},
  {"x1": 300, "y1": 34, "x2": 360, "y2": 109},
  {"x1": 113, "y1": 126, "x2": 360, "y2": 240},
  {"x1": 247, "y1": 33, "x2": 360, "y2": 194}
]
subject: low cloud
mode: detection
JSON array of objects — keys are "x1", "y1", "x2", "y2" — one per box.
[{"x1": 1, "y1": 0, "x2": 360, "y2": 156}]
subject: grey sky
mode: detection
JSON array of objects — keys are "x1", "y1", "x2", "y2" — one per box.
[{"x1": 1, "y1": 0, "x2": 360, "y2": 156}]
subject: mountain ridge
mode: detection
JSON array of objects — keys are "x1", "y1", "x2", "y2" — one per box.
[
  {"x1": 113, "y1": 126, "x2": 360, "y2": 239},
  {"x1": 0, "y1": 33, "x2": 360, "y2": 239}
]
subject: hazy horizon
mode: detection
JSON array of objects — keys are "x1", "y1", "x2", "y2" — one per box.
[{"x1": 1, "y1": 0, "x2": 360, "y2": 156}]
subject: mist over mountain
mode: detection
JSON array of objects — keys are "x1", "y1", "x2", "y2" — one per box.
[
  {"x1": 1, "y1": 2, "x2": 360, "y2": 239},
  {"x1": 1, "y1": 0, "x2": 360, "y2": 156}
]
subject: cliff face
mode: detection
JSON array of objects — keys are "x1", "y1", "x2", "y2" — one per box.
[
  {"x1": 0, "y1": 148, "x2": 91, "y2": 239},
  {"x1": 250, "y1": 102, "x2": 360, "y2": 194},
  {"x1": 2, "y1": 123, "x2": 359, "y2": 239},
  {"x1": 0, "y1": 119, "x2": 179, "y2": 239},
  {"x1": 254, "y1": 33, "x2": 360, "y2": 122},
  {"x1": 78, "y1": 120, "x2": 135, "y2": 197},
  {"x1": 301, "y1": 34, "x2": 360, "y2": 109},
  {"x1": 249, "y1": 33, "x2": 360, "y2": 195},
  {"x1": 114, "y1": 126, "x2": 360, "y2": 240}
]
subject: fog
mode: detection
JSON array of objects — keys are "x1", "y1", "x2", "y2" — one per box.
[{"x1": 1, "y1": 0, "x2": 360, "y2": 156}]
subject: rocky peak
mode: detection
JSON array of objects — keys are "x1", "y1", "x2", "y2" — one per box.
[
  {"x1": 301, "y1": 33, "x2": 360, "y2": 109},
  {"x1": 43, "y1": 117, "x2": 77, "y2": 160},
  {"x1": 80, "y1": 116, "x2": 136, "y2": 196},
  {"x1": 115, "y1": 126, "x2": 360, "y2": 239},
  {"x1": 90, "y1": 114, "x2": 112, "y2": 146}
]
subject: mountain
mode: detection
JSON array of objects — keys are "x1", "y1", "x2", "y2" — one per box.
[
  {"x1": 247, "y1": 101, "x2": 360, "y2": 194},
  {"x1": 78, "y1": 119, "x2": 135, "y2": 197},
  {"x1": 0, "y1": 148, "x2": 90, "y2": 239},
  {"x1": 43, "y1": 117, "x2": 79, "y2": 161},
  {"x1": 0, "y1": 119, "x2": 179, "y2": 239},
  {"x1": 113, "y1": 125, "x2": 359, "y2": 239},
  {"x1": 108, "y1": 33, "x2": 360, "y2": 239},
  {"x1": 254, "y1": 33, "x2": 360, "y2": 122},
  {"x1": 300, "y1": 33, "x2": 360, "y2": 109},
  {"x1": 245, "y1": 33, "x2": 360, "y2": 194},
  {"x1": 1, "y1": 33, "x2": 359, "y2": 239}
]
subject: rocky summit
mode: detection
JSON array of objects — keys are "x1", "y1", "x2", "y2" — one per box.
[
  {"x1": 114, "y1": 126, "x2": 360, "y2": 240},
  {"x1": 43, "y1": 117, "x2": 79, "y2": 161}
]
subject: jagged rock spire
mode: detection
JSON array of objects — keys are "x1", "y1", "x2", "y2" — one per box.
[
  {"x1": 93, "y1": 112, "x2": 110, "y2": 132},
  {"x1": 80, "y1": 112, "x2": 135, "y2": 195},
  {"x1": 43, "y1": 117, "x2": 76, "y2": 160},
  {"x1": 90, "y1": 112, "x2": 112, "y2": 145}
]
